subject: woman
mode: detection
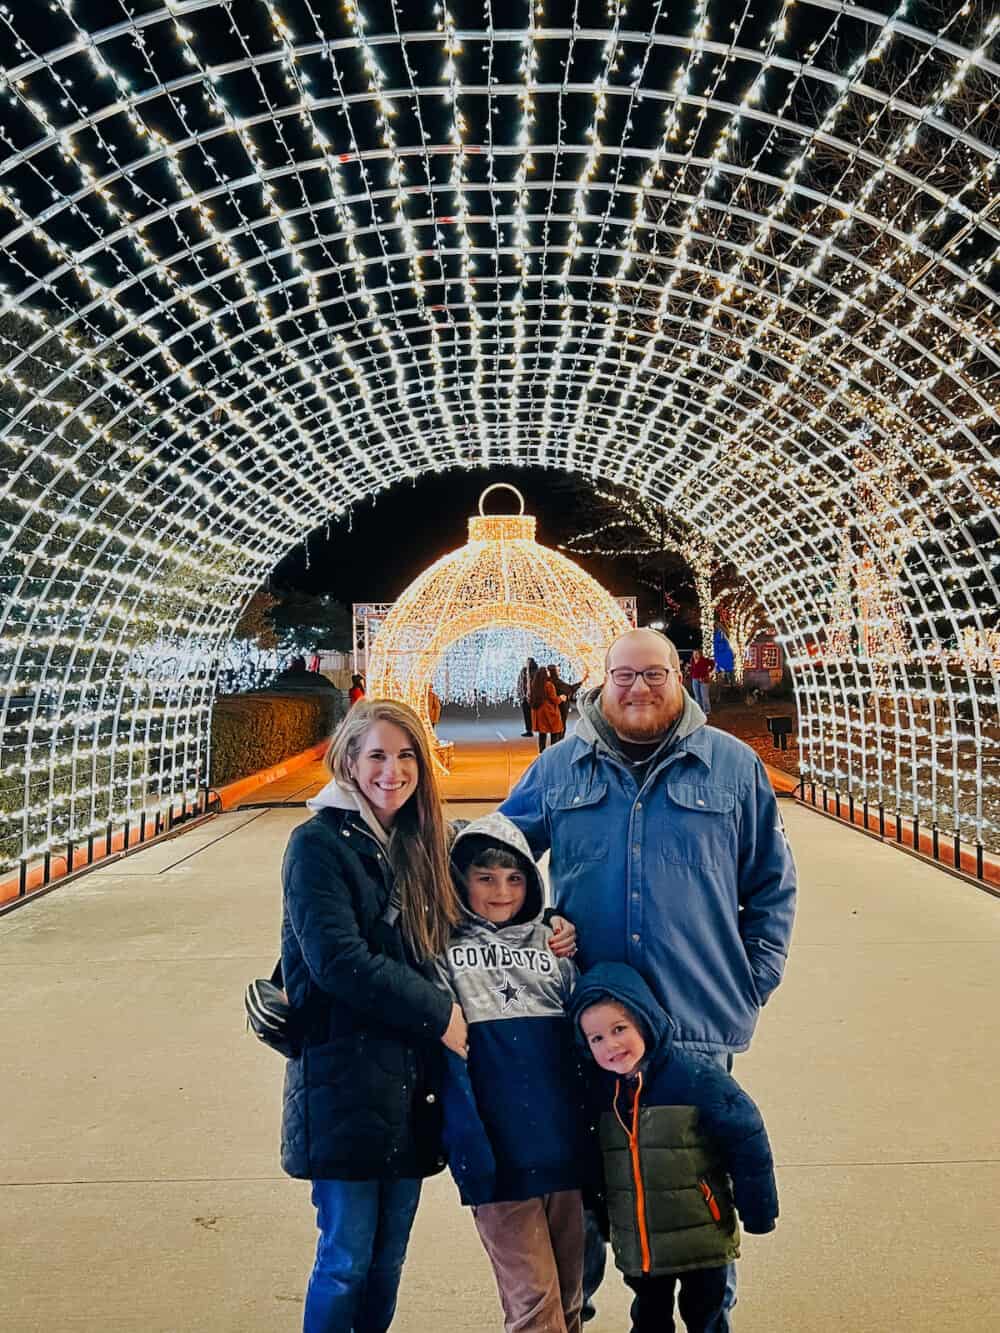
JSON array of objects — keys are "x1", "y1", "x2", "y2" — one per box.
[
  {"x1": 348, "y1": 673, "x2": 366, "y2": 706},
  {"x1": 529, "y1": 663, "x2": 565, "y2": 753},
  {"x1": 547, "y1": 663, "x2": 589, "y2": 742},
  {"x1": 280, "y1": 699, "x2": 468, "y2": 1332}
]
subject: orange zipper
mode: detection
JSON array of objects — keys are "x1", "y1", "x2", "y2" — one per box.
[
  {"x1": 613, "y1": 1074, "x2": 651, "y2": 1273},
  {"x1": 698, "y1": 1178, "x2": 722, "y2": 1222}
]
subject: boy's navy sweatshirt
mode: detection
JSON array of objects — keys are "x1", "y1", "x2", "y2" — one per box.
[{"x1": 438, "y1": 812, "x2": 591, "y2": 1205}]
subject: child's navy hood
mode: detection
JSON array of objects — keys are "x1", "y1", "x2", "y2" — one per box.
[
  {"x1": 569, "y1": 962, "x2": 676, "y2": 1060},
  {"x1": 449, "y1": 811, "x2": 545, "y2": 928}
]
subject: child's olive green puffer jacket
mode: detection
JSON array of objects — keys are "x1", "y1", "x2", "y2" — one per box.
[{"x1": 600, "y1": 1090, "x2": 740, "y2": 1276}]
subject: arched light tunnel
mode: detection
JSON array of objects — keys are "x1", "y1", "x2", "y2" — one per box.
[{"x1": 0, "y1": 1, "x2": 998, "y2": 876}]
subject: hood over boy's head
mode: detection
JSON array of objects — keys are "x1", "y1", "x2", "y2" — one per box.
[
  {"x1": 450, "y1": 812, "x2": 544, "y2": 926},
  {"x1": 570, "y1": 962, "x2": 676, "y2": 1065},
  {"x1": 577, "y1": 996, "x2": 650, "y2": 1075}
]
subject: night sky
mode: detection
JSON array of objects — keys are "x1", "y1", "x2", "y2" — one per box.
[{"x1": 272, "y1": 466, "x2": 702, "y2": 646}]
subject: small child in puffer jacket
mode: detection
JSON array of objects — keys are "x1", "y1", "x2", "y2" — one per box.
[
  {"x1": 570, "y1": 963, "x2": 778, "y2": 1333},
  {"x1": 438, "y1": 812, "x2": 592, "y2": 1333}
]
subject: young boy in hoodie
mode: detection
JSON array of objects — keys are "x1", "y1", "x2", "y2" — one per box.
[
  {"x1": 439, "y1": 812, "x2": 591, "y2": 1333},
  {"x1": 570, "y1": 963, "x2": 779, "y2": 1333}
]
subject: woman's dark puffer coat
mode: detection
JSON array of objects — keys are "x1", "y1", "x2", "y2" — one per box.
[{"x1": 280, "y1": 806, "x2": 454, "y2": 1181}]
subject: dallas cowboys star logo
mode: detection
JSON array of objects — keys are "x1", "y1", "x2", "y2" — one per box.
[{"x1": 495, "y1": 974, "x2": 523, "y2": 1010}]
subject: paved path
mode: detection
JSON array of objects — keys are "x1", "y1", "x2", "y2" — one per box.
[
  {"x1": 1, "y1": 718, "x2": 999, "y2": 1331},
  {"x1": 242, "y1": 705, "x2": 543, "y2": 808}
]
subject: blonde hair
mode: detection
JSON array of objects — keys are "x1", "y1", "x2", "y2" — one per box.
[{"x1": 326, "y1": 699, "x2": 461, "y2": 958}]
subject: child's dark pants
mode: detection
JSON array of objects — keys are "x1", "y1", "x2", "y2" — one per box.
[{"x1": 624, "y1": 1266, "x2": 728, "y2": 1333}]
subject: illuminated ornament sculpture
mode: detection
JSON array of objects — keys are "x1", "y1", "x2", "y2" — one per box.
[
  {"x1": 431, "y1": 629, "x2": 578, "y2": 709},
  {"x1": 367, "y1": 486, "x2": 631, "y2": 767}
]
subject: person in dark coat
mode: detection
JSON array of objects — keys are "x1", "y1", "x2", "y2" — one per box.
[
  {"x1": 280, "y1": 699, "x2": 468, "y2": 1333},
  {"x1": 571, "y1": 964, "x2": 778, "y2": 1333},
  {"x1": 530, "y1": 664, "x2": 564, "y2": 752},
  {"x1": 689, "y1": 650, "x2": 714, "y2": 716},
  {"x1": 548, "y1": 663, "x2": 589, "y2": 741},
  {"x1": 516, "y1": 657, "x2": 538, "y2": 738}
]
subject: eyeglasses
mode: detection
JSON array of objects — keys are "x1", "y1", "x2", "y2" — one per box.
[{"x1": 608, "y1": 667, "x2": 674, "y2": 688}]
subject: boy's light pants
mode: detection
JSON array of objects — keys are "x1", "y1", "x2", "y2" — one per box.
[{"x1": 473, "y1": 1189, "x2": 584, "y2": 1333}]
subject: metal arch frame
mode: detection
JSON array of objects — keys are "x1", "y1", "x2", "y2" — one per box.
[
  {"x1": 352, "y1": 603, "x2": 395, "y2": 676},
  {"x1": 4, "y1": 176, "x2": 996, "y2": 547},
  {"x1": 3, "y1": 293, "x2": 997, "y2": 666},
  {"x1": 6, "y1": 7, "x2": 998, "y2": 88},
  {"x1": 3, "y1": 338, "x2": 981, "y2": 714},
  {"x1": 5, "y1": 231, "x2": 997, "y2": 565},
  {"x1": 5, "y1": 279, "x2": 997, "y2": 629},
  {"x1": 3, "y1": 53, "x2": 997, "y2": 447},
  {"x1": 2, "y1": 2, "x2": 999, "y2": 878}
]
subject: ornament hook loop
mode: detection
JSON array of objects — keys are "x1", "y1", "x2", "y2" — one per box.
[{"x1": 478, "y1": 483, "x2": 525, "y2": 516}]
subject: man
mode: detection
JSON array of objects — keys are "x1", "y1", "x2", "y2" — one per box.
[
  {"x1": 549, "y1": 663, "x2": 590, "y2": 741},
  {"x1": 689, "y1": 647, "x2": 714, "y2": 715},
  {"x1": 500, "y1": 628, "x2": 796, "y2": 1329},
  {"x1": 515, "y1": 656, "x2": 538, "y2": 738}
]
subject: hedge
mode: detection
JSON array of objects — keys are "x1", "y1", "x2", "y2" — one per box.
[{"x1": 210, "y1": 687, "x2": 345, "y2": 787}]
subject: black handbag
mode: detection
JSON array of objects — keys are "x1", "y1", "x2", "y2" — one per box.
[
  {"x1": 248, "y1": 881, "x2": 399, "y2": 1059},
  {"x1": 245, "y1": 960, "x2": 300, "y2": 1059}
]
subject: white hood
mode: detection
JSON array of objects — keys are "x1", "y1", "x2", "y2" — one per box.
[
  {"x1": 307, "y1": 777, "x2": 390, "y2": 848},
  {"x1": 307, "y1": 778, "x2": 359, "y2": 813}
]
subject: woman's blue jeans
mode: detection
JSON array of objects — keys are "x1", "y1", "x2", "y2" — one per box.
[{"x1": 304, "y1": 1177, "x2": 422, "y2": 1333}]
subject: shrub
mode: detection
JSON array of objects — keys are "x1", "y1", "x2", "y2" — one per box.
[{"x1": 210, "y1": 688, "x2": 345, "y2": 786}]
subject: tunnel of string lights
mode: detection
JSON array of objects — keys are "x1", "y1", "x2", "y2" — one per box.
[{"x1": 0, "y1": 0, "x2": 998, "y2": 875}]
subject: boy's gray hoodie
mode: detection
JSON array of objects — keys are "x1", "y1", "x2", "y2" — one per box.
[
  {"x1": 438, "y1": 812, "x2": 591, "y2": 1205},
  {"x1": 445, "y1": 812, "x2": 573, "y2": 1023}
]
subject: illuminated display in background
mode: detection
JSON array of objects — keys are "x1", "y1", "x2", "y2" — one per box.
[
  {"x1": 367, "y1": 486, "x2": 630, "y2": 767},
  {"x1": 0, "y1": 3, "x2": 998, "y2": 869}
]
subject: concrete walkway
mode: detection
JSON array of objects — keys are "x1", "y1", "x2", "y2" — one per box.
[
  {"x1": 1, "y1": 726, "x2": 999, "y2": 1331},
  {"x1": 242, "y1": 705, "x2": 543, "y2": 807}
]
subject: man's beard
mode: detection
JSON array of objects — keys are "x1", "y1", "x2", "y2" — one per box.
[{"x1": 602, "y1": 689, "x2": 682, "y2": 741}]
